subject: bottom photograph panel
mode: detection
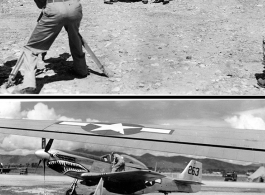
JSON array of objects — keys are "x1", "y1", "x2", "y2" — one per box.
[{"x1": 0, "y1": 99, "x2": 264, "y2": 195}]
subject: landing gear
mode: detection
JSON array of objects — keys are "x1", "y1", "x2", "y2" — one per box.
[
  {"x1": 66, "y1": 179, "x2": 78, "y2": 195},
  {"x1": 66, "y1": 189, "x2": 77, "y2": 195}
]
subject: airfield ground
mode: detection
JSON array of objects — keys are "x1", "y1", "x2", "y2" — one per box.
[
  {"x1": 0, "y1": 174, "x2": 265, "y2": 195},
  {"x1": 1, "y1": 0, "x2": 265, "y2": 94}
]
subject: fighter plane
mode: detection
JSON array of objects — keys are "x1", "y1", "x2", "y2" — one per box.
[
  {"x1": 0, "y1": 118, "x2": 264, "y2": 164},
  {"x1": 35, "y1": 139, "x2": 203, "y2": 195}
]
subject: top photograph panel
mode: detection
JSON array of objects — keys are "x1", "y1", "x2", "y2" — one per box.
[{"x1": 0, "y1": 0, "x2": 264, "y2": 95}]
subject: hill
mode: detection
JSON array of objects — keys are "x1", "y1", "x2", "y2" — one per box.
[
  {"x1": 132, "y1": 153, "x2": 260, "y2": 173},
  {"x1": 0, "y1": 149, "x2": 260, "y2": 174}
]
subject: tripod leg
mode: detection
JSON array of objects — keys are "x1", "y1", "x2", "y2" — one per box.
[{"x1": 6, "y1": 51, "x2": 25, "y2": 88}]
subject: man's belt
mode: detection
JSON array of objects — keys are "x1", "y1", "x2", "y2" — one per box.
[{"x1": 47, "y1": 0, "x2": 70, "y2": 3}]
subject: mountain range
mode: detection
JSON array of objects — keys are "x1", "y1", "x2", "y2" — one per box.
[{"x1": 0, "y1": 149, "x2": 260, "y2": 174}]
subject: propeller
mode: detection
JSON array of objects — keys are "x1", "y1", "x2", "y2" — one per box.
[
  {"x1": 34, "y1": 138, "x2": 54, "y2": 195},
  {"x1": 35, "y1": 138, "x2": 54, "y2": 175}
]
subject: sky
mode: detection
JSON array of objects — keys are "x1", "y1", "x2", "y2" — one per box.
[{"x1": 1, "y1": 99, "x2": 265, "y2": 162}]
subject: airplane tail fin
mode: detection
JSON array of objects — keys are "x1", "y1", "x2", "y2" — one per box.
[{"x1": 179, "y1": 160, "x2": 202, "y2": 183}]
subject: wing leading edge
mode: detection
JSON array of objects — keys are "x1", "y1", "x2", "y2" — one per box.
[
  {"x1": 173, "y1": 179, "x2": 204, "y2": 185},
  {"x1": 0, "y1": 118, "x2": 265, "y2": 163},
  {"x1": 81, "y1": 170, "x2": 165, "y2": 182}
]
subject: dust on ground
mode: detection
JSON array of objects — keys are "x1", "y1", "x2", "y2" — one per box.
[{"x1": 1, "y1": 0, "x2": 265, "y2": 95}]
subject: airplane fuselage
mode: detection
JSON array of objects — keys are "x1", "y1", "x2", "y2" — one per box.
[
  {"x1": 41, "y1": 149, "x2": 200, "y2": 195},
  {"x1": 102, "y1": 177, "x2": 200, "y2": 194}
]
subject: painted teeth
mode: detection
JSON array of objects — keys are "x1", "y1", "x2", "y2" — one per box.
[{"x1": 48, "y1": 160, "x2": 87, "y2": 173}]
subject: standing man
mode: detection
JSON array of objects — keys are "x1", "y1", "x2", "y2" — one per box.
[
  {"x1": 111, "y1": 152, "x2": 125, "y2": 172},
  {"x1": 13, "y1": 0, "x2": 88, "y2": 94}
]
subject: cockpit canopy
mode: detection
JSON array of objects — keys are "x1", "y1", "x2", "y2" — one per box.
[{"x1": 101, "y1": 153, "x2": 148, "y2": 170}]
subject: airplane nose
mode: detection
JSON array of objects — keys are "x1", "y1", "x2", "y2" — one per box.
[{"x1": 35, "y1": 149, "x2": 50, "y2": 160}]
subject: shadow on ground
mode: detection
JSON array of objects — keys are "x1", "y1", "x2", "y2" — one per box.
[{"x1": 1, "y1": 52, "x2": 105, "y2": 94}]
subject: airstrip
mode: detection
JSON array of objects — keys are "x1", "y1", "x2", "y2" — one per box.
[{"x1": 0, "y1": 174, "x2": 265, "y2": 195}]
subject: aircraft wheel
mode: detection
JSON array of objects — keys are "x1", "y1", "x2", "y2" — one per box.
[
  {"x1": 89, "y1": 192, "x2": 95, "y2": 195},
  {"x1": 66, "y1": 189, "x2": 77, "y2": 195}
]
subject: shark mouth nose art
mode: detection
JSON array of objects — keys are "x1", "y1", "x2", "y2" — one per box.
[{"x1": 47, "y1": 160, "x2": 88, "y2": 174}]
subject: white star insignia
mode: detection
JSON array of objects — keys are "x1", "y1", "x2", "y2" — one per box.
[{"x1": 91, "y1": 123, "x2": 138, "y2": 135}]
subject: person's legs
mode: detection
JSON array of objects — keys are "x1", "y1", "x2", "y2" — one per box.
[
  {"x1": 25, "y1": 4, "x2": 64, "y2": 53},
  {"x1": 65, "y1": 2, "x2": 88, "y2": 77},
  {"x1": 18, "y1": 3, "x2": 64, "y2": 91},
  {"x1": 19, "y1": 48, "x2": 38, "y2": 89}
]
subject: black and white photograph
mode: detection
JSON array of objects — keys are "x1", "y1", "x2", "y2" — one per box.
[
  {"x1": 0, "y1": 99, "x2": 263, "y2": 195},
  {"x1": 1, "y1": 0, "x2": 265, "y2": 94}
]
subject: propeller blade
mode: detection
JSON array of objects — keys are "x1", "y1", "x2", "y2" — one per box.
[
  {"x1": 42, "y1": 138, "x2": 46, "y2": 149},
  {"x1": 38, "y1": 159, "x2": 42, "y2": 167},
  {"x1": 43, "y1": 159, "x2": 46, "y2": 195},
  {"x1": 35, "y1": 159, "x2": 42, "y2": 173},
  {"x1": 45, "y1": 139, "x2": 54, "y2": 152},
  {"x1": 43, "y1": 159, "x2": 46, "y2": 180}
]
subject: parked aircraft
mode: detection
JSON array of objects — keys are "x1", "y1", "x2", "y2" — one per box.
[
  {"x1": 0, "y1": 118, "x2": 264, "y2": 163},
  {"x1": 35, "y1": 139, "x2": 203, "y2": 195},
  {"x1": 0, "y1": 163, "x2": 11, "y2": 174}
]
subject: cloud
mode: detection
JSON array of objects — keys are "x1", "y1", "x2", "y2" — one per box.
[
  {"x1": 0, "y1": 101, "x2": 99, "y2": 155},
  {"x1": 58, "y1": 116, "x2": 82, "y2": 122},
  {"x1": 0, "y1": 101, "x2": 23, "y2": 119},
  {"x1": 225, "y1": 108, "x2": 265, "y2": 130},
  {"x1": 86, "y1": 118, "x2": 100, "y2": 122},
  {"x1": 26, "y1": 103, "x2": 58, "y2": 120}
]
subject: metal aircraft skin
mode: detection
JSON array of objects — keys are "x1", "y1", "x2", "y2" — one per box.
[
  {"x1": 0, "y1": 118, "x2": 264, "y2": 163},
  {"x1": 35, "y1": 143, "x2": 203, "y2": 195}
]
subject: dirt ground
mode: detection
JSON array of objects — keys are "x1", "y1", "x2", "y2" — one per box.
[
  {"x1": 1, "y1": 175, "x2": 265, "y2": 195},
  {"x1": 1, "y1": 0, "x2": 265, "y2": 94}
]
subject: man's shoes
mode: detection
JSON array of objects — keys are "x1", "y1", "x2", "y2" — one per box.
[
  {"x1": 71, "y1": 70, "x2": 90, "y2": 79},
  {"x1": 153, "y1": 0, "x2": 162, "y2": 3},
  {"x1": 112, "y1": 0, "x2": 118, "y2": 2},
  {"x1": 258, "y1": 78, "x2": 265, "y2": 88},
  {"x1": 163, "y1": 0, "x2": 169, "y2": 4},
  {"x1": 13, "y1": 87, "x2": 37, "y2": 94},
  {"x1": 142, "y1": 0, "x2": 148, "y2": 4},
  {"x1": 104, "y1": 1, "x2": 113, "y2": 4}
]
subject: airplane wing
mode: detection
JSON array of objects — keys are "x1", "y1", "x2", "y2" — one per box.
[
  {"x1": 173, "y1": 179, "x2": 204, "y2": 185},
  {"x1": 81, "y1": 170, "x2": 165, "y2": 182},
  {"x1": 0, "y1": 118, "x2": 265, "y2": 163}
]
